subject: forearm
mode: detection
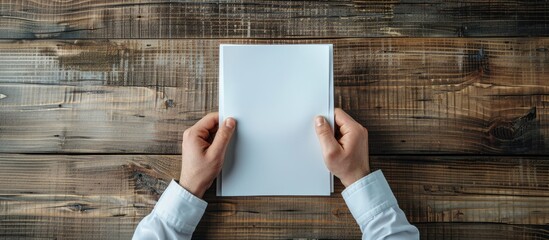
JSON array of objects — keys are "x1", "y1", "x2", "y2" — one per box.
[
  {"x1": 133, "y1": 180, "x2": 207, "y2": 240},
  {"x1": 342, "y1": 170, "x2": 419, "y2": 240}
]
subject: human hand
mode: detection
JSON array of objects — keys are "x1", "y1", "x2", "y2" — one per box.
[
  {"x1": 314, "y1": 108, "x2": 370, "y2": 187},
  {"x1": 180, "y1": 113, "x2": 236, "y2": 198}
]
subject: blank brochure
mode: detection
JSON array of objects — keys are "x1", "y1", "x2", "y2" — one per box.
[{"x1": 218, "y1": 44, "x2": 334, "y2": 196}]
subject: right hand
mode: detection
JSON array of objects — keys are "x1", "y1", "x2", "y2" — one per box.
[
  {"x1": 180, "y1": 113, "x2": 236, "y2": 198},
  {"x1": 314, "y1": 108, "x2": 370, "y2": 187}
]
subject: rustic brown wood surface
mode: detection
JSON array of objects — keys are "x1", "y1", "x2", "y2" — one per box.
[
  {"x1": 0, "y1": 0, "x2": 548, "y2": 38},
  {"x1": 1, "y1": 39, "x2": 548, "y2": 155},
  {"x1": 1, "y1": 0, "x2": 548, "y2": 239},
  {"x1": 0, "y1": 154, "x2": 547, "y2": 239}
]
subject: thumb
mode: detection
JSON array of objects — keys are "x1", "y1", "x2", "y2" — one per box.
[
  {"x1": 208, "y1": 117, "x2": 236, "y2": 158},
  {"x1": 314, "y1": 116, "x2": 342, "y2": 159}
]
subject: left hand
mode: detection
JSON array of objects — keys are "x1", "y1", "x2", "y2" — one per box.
[
  {"x1": 314, "y1": 108, "x2": 370, "y2": 187},
  {"x1": 179, "y1": 112, "x2": 236, "y2": 198}
]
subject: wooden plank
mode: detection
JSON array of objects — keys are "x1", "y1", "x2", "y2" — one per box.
[
  {"x1": 0, "y1": 154, "x2": 547, "y2": 239},
  {"x1": 0, "y1": 154, "x2": 177, "y2": 239},
  {"x1": 414, "y1": 223, "x2": 549, "y2": 240},
  {"x1": 0, "y1": 216, "x2": 142, "y2": 239},
  {"x1": 1, "y1": 39, "x2": 548, "y2": 154},
  {"x1": 0, "y1": 0, "x2": 548, "y2": 38},
  {"x1": 194, "y1": 223, "x2": 549, "y2": 239}
]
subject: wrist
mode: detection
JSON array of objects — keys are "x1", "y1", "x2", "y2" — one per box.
[
  {"x1": 178, "y1": 177, "x2": 207, "y2": 198},
  {"x1": 340, "y1": 170, "x2": 370, "y2": 187}
]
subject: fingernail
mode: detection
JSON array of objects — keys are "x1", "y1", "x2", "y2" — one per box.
[
  {"x1": 225, "y1": 117, "x2": 235, "y2": 129},
  {"x1": 315, "y1": 116, "x2": 325, "y2": 127}
]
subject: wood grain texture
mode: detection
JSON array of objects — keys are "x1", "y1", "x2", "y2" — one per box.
[
  {"x1": 0, "y1": 154, "x2": 547, "y2": 239},
  {"x1": 415, "y1": 223, "x2": 549, "y2": 240},
  {"x1": 0, "y1": 0, "x2": 548, "y2": 39},
  {"x1": 1, "y1": 39, "x2": 548, "y2": 154},
  {"x1": 1, "y1": 1, "x2": 548, "y2": 240}
]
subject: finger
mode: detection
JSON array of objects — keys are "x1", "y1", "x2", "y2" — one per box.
[
  {"x1": 315, "y1": 116, "x2": 342, "y2": 159},
  {"x1": 194, "y1": 112, "x2": 220, "y2": 131},
  {"x1": 207, "y1": 117, "x2": 236, "y2": 158},
  {"x1": 189, "y1": 112, "x2": 220, "y2": 139},
  {"x1": 334, "y1": 108, "x2": 357, "y2": 127},
  {"x1": 334, "y1": 108, "x2": 360, "y2": 135}
]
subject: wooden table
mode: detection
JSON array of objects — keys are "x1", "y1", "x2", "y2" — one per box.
[{"x1": 0, "y1": 1, "x2": 548, "y2": 239}]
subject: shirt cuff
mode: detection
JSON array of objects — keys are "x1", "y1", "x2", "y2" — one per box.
[
  {"x1": 341, "y1": 170, "x2": 398, "y2": 224},
  {"x1": 152, "y1": 179, "x2": 208, "y2": 234}
]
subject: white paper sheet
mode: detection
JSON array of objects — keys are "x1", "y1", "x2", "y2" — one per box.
[{"x1": 218, "y1": 44, "x2": 333, "y2": 196}]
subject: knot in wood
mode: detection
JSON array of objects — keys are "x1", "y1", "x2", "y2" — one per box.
[
  {"x1": 165, "y1": 99, "x2": 175, "y2": 108},
  {"x1": 489, "y1": 107, "x2": 537, "y2": 140},
  {"x1": 65, "y1": 203, "x2": 94, "y2": 213}
]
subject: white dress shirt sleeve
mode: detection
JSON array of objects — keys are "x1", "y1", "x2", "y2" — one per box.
[
  {"x1": 132, "y1": 180, "x2": 207, "y2": 240},
  {"x1": 342, "y1": 170, "x2": 420, "y2": 240},
  {"x1": 134, "y1": 171, "x2": 419, "y2": 240}
]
